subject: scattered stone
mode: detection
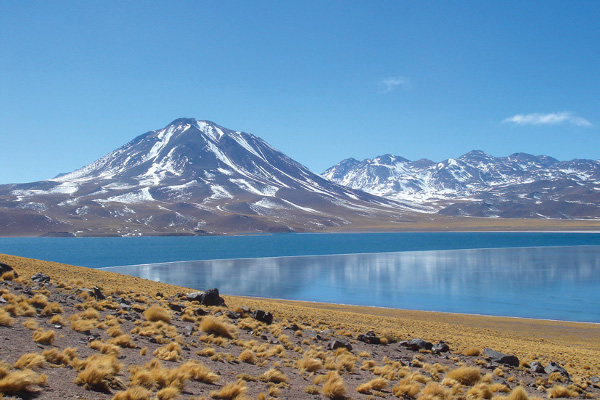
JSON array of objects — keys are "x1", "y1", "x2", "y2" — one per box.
[
  {"x1": 0, "y1": 262, "x2": 17, "y2": 278},
  {"x1": 303, "y1": 329, "x2": 318, "y2": 338},
  {"x1": 530, "y1": 362, "x2": 545, "y2": 373},
  {"x1": 483, "y1": 348, "x2": 519, "y2": 367},
  {"x1": 186, "y1": 288, "x2": 226, "y2": 306},
  {"x1": 432, "y1": 341, "x2": 450, "y2": 353},
  {"x1": 226, "y1": 311, "x2": 241, "y2": 319},
  {"x1": 329, "y1": 339, "x2": 352, "y2": 351},
  {"x1": 400, "y1": 338, "x2": 433, "y2": 351},
  {"x1": 252, "y1": 309, "x2": 274, "y2": 325},
  {"x1": 195, "y1": 308, "x2": 208, "y2": 316},
  {"x1": 545, "y1": 361, "x2": 570, "y2": 379},
  {"x1": 92, "y1": 286, "x2": 105, "y2": 300},
  {"x1": 31, "y1": 273, "x2": 50, "y2": 284},
  {"x1": 156, "y1": 292, "x2": 164, "y2": 298},
  {"x1": 358, "y1": 331, "x2": 382, "y2": 344},
  {"x1": 119, "y1": 303, "x2": 132, "y2": 311},
  {"x1": 168, "y1": 302, "x2": 184, "y2": 312}
]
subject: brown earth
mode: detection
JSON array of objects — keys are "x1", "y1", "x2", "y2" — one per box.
[{"x1": 0, "y1": 253, "x2": 599, "y2": 399}]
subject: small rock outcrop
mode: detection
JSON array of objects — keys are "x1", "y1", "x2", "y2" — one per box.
[
  {"x1": 545, "y1": 361, "x2": 570, "y2": 379},
  {"x1": 530, "y1": 361, "x2": 546, "y2": 373},
  {"x1": 252, "y1": 309, "x2": 274, "y2": 325},
  {"x1": 483, "y1": 348, "x2": 519, "y2": 367},
  {"x1": 0, "y1": 262, "x2": 17, "y2": 278},
  {"x1": 329, "y1": 339, "x2": 352, "y2": 351},
  {"x1": 400, "y1": 338, "x2": 433, "y2": 351},
  {"x1": 31, "y1": 273, "x2": 50, "y2": 284},
  {"x1": 92, "y1": 286, "x2": 105, "y2": 300},
  {"x1": 432, "y1": 341, "x2": 450, "y2": 353},
  {"x1": 186, "y1": 288, "x2": 225, "y2": 306},
  {"x1": 357, "y1": 331, "x2": 382, "y2": 344}
]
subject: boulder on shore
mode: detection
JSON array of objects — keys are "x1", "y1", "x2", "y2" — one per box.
[{"x1": 483, "y1": 348, "x2": 519, "y2": 367}]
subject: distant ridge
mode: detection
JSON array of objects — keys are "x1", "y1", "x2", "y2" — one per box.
[{"x1": 323, "y1": 151, "x2": 600, "y2": 219}]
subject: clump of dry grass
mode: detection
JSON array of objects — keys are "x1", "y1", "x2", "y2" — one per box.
[
  {"x1": 463, "y1": 347, "x2": 481, "y2": 356},
  {"x1": 0, "y1": 308, "x2": 15, "y2": 326},
  {"x1": 14, "y1": 353, "x2": 45, "y2": 370},
  {"x1": 210, "y1": 379, "x2": 247, "y2": 399},
  {"x1": 357, "y1": 377, "x2": 388, "y2": 394},
  {"x1": 41, "y1": 301, "x2": 63, "y2": 316},
  {"x1": 112, "y1": 385, "x2": 152, "y2": 400},
  {"x1": 32, "y1": 328, "x2": 56, "y2": 345},
  {"x1": 547, "y1": 385, "x2": 578, "y2": 398},
  {"x1": 238, "y1": 349, "x2": 257, "y2": 364},
  {"x1": 70, "y1": 318, "x2": 96, "y2": 333},
  {"x1": 392, "y1": 376, "x2": 422, "y2": 398},
  {"x1": 200, "y1": 316, "x2": 237, "y2": 339},
  {"x1": 445, "y1": 366, "x2": 481, "y2": 386},
  {"x1": 259, "y1": 368, "x2": 289, "y2": 384},
  {"x1": 0, "y1": 368, "x2": 47, "y2": 395},
  {"x1": 73, "y1": 354, "x2": 123, "y2": 391},
  {"x1": 419, "y1": 382, "x2": 451, "y2": 400},
  {"x1": 297, "y1": 356, "x2": 323, "y2": 373},
  {"x1": 156, "y1": 386, "x2": 180, "y2": 400},
  {"x1": 89, "y1": 340, "x2": 121, "y2": 356},
  {"x1": 143, "y1": 305, "x2": 171, "y2": 323},
  {"x1": 109, "y1": 334, "x2": 137, "y2": 348},
  {"x1": 182, "y1": 360, "x2": 219, "y2": 384},
  {"x1": 501, "y1": 386, "x2": 530, "y2": 400},
  {"x1": 22, "y1": 318, "x2": 39, "y2": 330},
  {"x1": 43, "y1": 347, "x2": 78, "y2": 366},
  {"x1": 153, "y1": 342, "x2": 182, "y2": 361},
  {"x1": 322, "y1": 371, "x2": 346, "y2": 399}
]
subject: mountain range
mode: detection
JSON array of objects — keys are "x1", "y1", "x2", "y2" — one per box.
[
  {"x1": 0, "y1": 119, "x2": 423, "y2": 236},
  {"x1": 1, "y1": 118, "x2": 599, "y2": 237},
  {"x1": 323, "y1": 151, "x2": 600, "y2": 219}
]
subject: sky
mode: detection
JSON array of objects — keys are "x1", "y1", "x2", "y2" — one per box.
[{"x1": 1, "y1": 1, "x2": 599, "y2": 184}]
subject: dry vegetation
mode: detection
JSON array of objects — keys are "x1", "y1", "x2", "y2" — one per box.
[{"x1": 0, "y1": 252, "x2": 599, "y2": 400}]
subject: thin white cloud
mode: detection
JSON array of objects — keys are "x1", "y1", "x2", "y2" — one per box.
[
  {"x1": 380, "y1": 76, "x2": 410, "y2": 93},
  {"x1": 502, "y1": 111, "x2": 592, "y2": 127}
]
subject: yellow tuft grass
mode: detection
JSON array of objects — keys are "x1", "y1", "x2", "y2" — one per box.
[
  {"x1": 143, "y1": 305, "x2": 171, "y2": 323},
  {"x1": 71, "y1": 319, "x2": 96, "y2": 333},
  {"x1": 502, "y1": 386, "x2": 530, "y2": 400},
  {"x1": 200, "y1": 316, "x2": 237, "y2": 339},
  {"x1": 32, "y1": 329, "x2": 56, "y2": 345},
  {"x1": 157, "y1": 386, "x2": 180, "y2": 400},
  {"x1": 392, "y1": 376, "x2": 422, "y2": 398},
  {"x1": 259, "y1": 368, "x2": 289, "y2": 384},
  {"x1": 153, "y1": 342, "x2": 182, "y2": 361},
  {"x1": 22, "y1": 318, "x2": 39, "y2": 330},
  {"x1": 356, "y1": 377, "x2": 388, "y2": 394},
  {"x1": 322, "y1": 371, "x2": 346, "y2": 399},
  {"x1": 108, "y1": 334, "x2": 137, "y2": 348},
  {"x1": 89, "y1": 340, "x2": 121, "y2": 356},
  {"x1": 463, "y1": 347, "x2": 481, "y2": 356},
  {"x1": 210, "y1": 379, "x2": 247, "y2": 399},
  {"x1": 0, "y1": 368, "x2": 46, "y2": 395},
  {"x1": 419, "y1": 382, "x2": 451, "y2": 400},
  {"x1": 14, "y1": 353, "x2": 45, "y2": 370},
  {"x1": 547, "y1": 385, "x2": 578, "y2": 398},
  {"x1": 43, "y1": 347, "x2": 78, "y2": 366},
  {"x1": 445, "y1": 366, "x2": 481, "y2": 386},
  {"x1": 74, "y1": 354, "x2": 123, "y2": 391},
  {"x1": 0, "y1": 308, "x2": 15, "y2": 326},
  {"x1": 112, "y1": 385, "x2": 152, "y2": 400},
  {"x1": 182, "y1": 360, "x2": 219, "y2": 384},
  {"x1": 238, "y1": 349, "x2": 257, "y2": 364},
  {"x1": 297, "y1": 356, "x2": 323, "y2": 373}
]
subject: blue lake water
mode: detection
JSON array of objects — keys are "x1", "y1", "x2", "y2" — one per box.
[{"x1": 1, "y1": 232, "x2": 599, "y2": 322}]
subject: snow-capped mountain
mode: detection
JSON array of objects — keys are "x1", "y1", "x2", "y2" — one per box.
[
  {"x1": 0, "y1": 118, "x2": 420, "y2": 236},
  {"x1": 323, "y1": 150, "x2": 600, "y2": 219}
]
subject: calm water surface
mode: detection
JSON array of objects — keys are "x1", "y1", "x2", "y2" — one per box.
[{"x1": 105, "y1": 246, "x2": 600, "y2": 322}]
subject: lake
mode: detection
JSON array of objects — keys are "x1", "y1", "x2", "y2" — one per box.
[{"x1": 1, "y1": 232, "x2": 599, "y2": 322}]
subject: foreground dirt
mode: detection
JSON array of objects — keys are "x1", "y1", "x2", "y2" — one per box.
[{"x1": 0, "y1": 253, "x2": 599, "y2": 399}]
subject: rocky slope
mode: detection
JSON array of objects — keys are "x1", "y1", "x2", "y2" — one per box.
[
  {"x1": 0, "y1": 119, "x2": 423, "y2": 237},
  {"x1": 1, "y1": 255, "x2": 598, "y2": 399},
  {"x1": 323, "y1": 151, "x2": 600, "y2": 219}
]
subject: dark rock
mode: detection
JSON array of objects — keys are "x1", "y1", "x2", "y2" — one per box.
[
  {"x1": 226, "y1": 311, "x2": 241, "y2": 319},
  {"x1": 213, "y1": 311, "x2": 223, "y2": 318},
  {"x1": 240, "y1": 306, "x2": 251, "y2": 314},
  {"x1": 432, "y1": 342, "x2": 450, "y2": 353},
  {"x1": 0, "y1": 262, "x2": 17, "y2": 278},
  {"x1": 400, "y1": 338, "x2": 433, "y2": 351},
  {"x1": 186, "y1": 292, "x2": 204, "y2": 302},
  {"x1": 186, "y1": 289, "x2": 225, "y2": 306},
  {"x1": 483, "y1": 348, "x2": 519, "y2": 367},
  {"x1": 358, "y1": 331, "x2": 382, "y2": 345},
  {"x1": 545, "y1": 361, "x2": 570, "y2": 379},
  {"x1": 530, "y1": 362, "x2": 545, "y2": 373},
  {"x1": 92, "y1": 286, "x2": 105, "y2": 300},
  {"x1": 201, "y1": 288, "x2": 225, "y2": 306},
  {"x1": 288, "y1": 323, "x2": 301, "y2": 331},
  {"x1": 115, "y1": 297, "x2": 131, "y2": 305},
  {"x1": 31, "y1": 273, "x2": 50, "y2": 284},
  {"x1": 320, "y1": 329, "x2": 334, "y2": 337},
  {"x1": 195, "y1": 308, "x2": 208, "y2": 316},
  {"x1": 119, "y1": 303, "x2": 132, "y2": 311},
  {"x1": 168, "y1": 302, "x2": 184, "y2": 313},
  {"x1": 303, "y1": 329, "x2": 318, "y2": 338},
  {"x1": 252, "y1": 309, "x2": 274, "y2": 325},
  {"x1": 329, "y1": 339, "x2": 352, "y2": 351},
  {"x1": 156, "y1": 292, "x2": 164, "y2": 298}
]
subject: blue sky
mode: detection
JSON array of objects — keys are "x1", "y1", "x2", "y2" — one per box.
[{"x1": 1, "y1": 1, "x2": 598, "y2": 184}]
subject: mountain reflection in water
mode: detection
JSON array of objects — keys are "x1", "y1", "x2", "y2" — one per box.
[{"x1": 106, "y1": 246, "x2": 600, "y2": 322}]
